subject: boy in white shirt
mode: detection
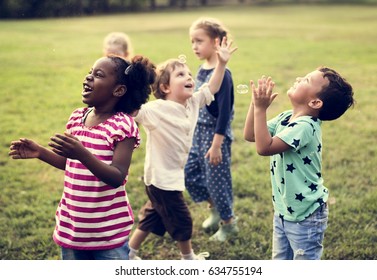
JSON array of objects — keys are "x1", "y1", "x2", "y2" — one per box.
[{"x1": 129, "y1": 38, "x2": 237, "y2": 260}]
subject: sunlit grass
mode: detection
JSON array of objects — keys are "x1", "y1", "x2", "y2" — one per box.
[{"x1": 0, "y1": 4, "x2": 376, "y2": 260}]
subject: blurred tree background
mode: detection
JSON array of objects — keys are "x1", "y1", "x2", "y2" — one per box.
[{"x1": 1, "y1": 0, "x2": 376, "y2": 19}]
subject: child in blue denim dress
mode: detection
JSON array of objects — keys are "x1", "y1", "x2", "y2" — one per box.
[
  {"x1": 185, "y1": 17, "x2": 237, "y2": 242},
  {"x1": 244, "y1": 68, "x2": 354, "y2": 259}
]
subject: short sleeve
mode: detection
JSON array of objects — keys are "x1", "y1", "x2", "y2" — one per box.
[
  {"x1": 268, "y1": 110, "x2": 291, "y2": 136},
  {"x1": 65, "y1": 108, "x2": 86, "y2": 134},
  {"x1": 276, "y1": 121, "x2": 314, "y2": 151},
  {"x1": 108, "y1": 113, "x2": 141, "y2": 150}
]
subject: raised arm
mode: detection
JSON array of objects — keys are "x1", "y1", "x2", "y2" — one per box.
[
  {"x1": 243, "y1": 80, "x2": 256, "y2": 142},
  {"x1": 207, "y1": 37, "x2": 237, "y2": 95},
  {"x1": 252, "y1": 76, "x2": 289, "y2": 156}
]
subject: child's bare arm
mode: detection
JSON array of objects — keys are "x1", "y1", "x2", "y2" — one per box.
[
  {"x1": 244, "y1": 81, "x2": 256, "y2": 142},
  {"x1": 49, "y1": 133, "x2": 135, "y2": 188},
  {"x1": 252, "y1": 77, "x2": 290, "y2": 156},
  {"x1": 9, "y1": 138, "x2": 66, "y2": 170},
  {"x1": 205, "y1": 133, "x2": 224, "y2": 166}
]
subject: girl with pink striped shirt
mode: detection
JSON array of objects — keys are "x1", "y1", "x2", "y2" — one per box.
[{"x1": 9, "y1": 55, "x2": 156, "y2": 260}]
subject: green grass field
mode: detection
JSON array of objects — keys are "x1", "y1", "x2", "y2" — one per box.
[{"x1": 0, "y1": 4, "x2": 376, "y2": 260}]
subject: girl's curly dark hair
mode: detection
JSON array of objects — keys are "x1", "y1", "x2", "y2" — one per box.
[{"x1": 109, "y1": 55, "x2": 156, "y2": 114}]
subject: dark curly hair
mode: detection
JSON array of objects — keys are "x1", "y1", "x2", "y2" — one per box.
[
  {"x1": 109, "y1": 55, "x2": 156, "y2": 114},
  {"x1": 317, "y1": 67, "x2": 355, "y2": 121}
]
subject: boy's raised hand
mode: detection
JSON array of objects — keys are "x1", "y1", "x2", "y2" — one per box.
[
  {"x1": 251, "y1": 76, "x2": 278, "y2": 110},
  {"x1": 216, "y1": 36, "x2": 237, "y2": 64}
]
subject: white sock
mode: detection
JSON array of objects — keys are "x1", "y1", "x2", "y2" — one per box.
[
  {"x1": 181, "y1": 250, "x2": 195, "y2": 260},
  {"x1": 129, "y1": 246, "x2": 139, "y2": 259}
]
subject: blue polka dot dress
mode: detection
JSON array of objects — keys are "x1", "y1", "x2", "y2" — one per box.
[{"x1": 184, "y1": 66, "x2": 234, "y2": 221}]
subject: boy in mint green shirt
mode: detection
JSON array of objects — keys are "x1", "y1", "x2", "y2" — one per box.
[
  {"x1": 244, "y1": 67, "x2": 354, "y2": 259},
  {"x1": 267, "y1": 110, "x2": 326, "y2": 222}
]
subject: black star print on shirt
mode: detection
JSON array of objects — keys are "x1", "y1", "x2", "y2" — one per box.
[
  {"x1": 287, "y1": 206, "x2": 294, "y2": 214},
  {"x1": 286, "y1": 163, "x2": 296, "y2": 173},
  {"x1": 317, "y1": 143, "x2": 322, "y2": 152},
  {"x1": 308, "y1": 183, "x2": 318, "y2": 192},
  {"x1": 295, "y1": 193, "x2": 305, "y2": 201},
  {"x1": 271, "y1": 161, "x2": 277, "y2": 175},
  {"x1": 291, "y1": 139, "x2": 300, "y2": 148},
  {"x1": 302, "y1": 156, "x2": 312, "y2": 165},
  {"x1": 316, "y1": 197, "x2": 325, "y2": 205},
  {"x1": 288, "y1": 122, "x2": 298, "y2": 128},
  {"x1": 281, "y1": 116, "x2": 290, "y2": 126}
]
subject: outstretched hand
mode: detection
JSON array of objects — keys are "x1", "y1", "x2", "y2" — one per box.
[
  {"x1": 9, "y1": 138, "x2": 41, "y2": 159},
  {"x1": 49, "y1": 132, "x2": 86, "y2": 160},
  {"x1": 215, "y1": 36, "x2": 238, "y2": 64},
  {"x1": 251, "y1": 76, "x2": 278, "y2": 110}
]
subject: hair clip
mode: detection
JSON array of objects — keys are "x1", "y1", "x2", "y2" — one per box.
[
  {"x1": 178, "y1": 54, "x2": 187, "y2": 64},
  {"x1": 124, "y1": 65, "x2": 132, "y2": 75}
]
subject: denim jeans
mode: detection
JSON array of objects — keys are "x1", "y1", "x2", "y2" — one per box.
[
  {"x1": 272, "y1": 204, "x2": 328, "y2": 260},
  {"x1": 61, "y1": 241, "x2": 130, "y2": 260}
]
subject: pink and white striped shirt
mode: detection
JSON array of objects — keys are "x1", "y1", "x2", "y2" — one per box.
[{"x1": 53, "y1": 107, "x2": 140, "y2": 250}]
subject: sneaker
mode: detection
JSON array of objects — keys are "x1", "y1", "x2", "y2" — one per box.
[
  {"x1": 202, "y1": 207, "x2": 221, "y2": 231},
  {"x1": 209, "y1": 217, "x2": 239, "y2": 242},
  {"x1": 194, "y1": 252, "x2": 210, "y2": 260},
  {"x1": 181, "y1": 251, "x2": 210, "y2": 260},
  {"x1": 129, "y1": 254, "x2": 142, "y2": 260}
]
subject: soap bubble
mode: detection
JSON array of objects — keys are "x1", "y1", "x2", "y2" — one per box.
[
  {"x1": 178, "y1": 54, "x2": 187, "y2": 64},
  {"x1": 236, "y1": 84, "x2": 249, "y2": 94}
]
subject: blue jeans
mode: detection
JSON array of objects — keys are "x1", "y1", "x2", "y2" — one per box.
[
  {"x1": 61, "y1": 241, "x2": 130, "y2": 260},
  {"x1": 272, "y1": 204, "x2": 328, "y2": 260}
]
